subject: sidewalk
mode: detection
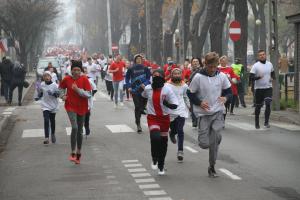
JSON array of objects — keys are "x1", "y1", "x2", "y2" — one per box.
[
  {"x1": 0, "y1": 72, "x2": 36, "y2": 138},
  {"x1": 239, "y1": 94, "x2": 300, "y2": 125}
]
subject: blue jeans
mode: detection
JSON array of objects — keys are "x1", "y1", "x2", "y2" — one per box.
[
  {"x1": 169, "y1": 116, "x2": 185, "y2": 151},
  {"x1": 112, "y1": 81, "x2": 124, "y2": 104}
]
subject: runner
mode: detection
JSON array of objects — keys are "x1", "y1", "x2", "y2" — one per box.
[
  {"x1": 83, "y1": 66, "x2": 98, "y2": 137},
  {"x1": 250, "y1": 50, "x2": 275, "y2": 129},
  {"x1": 109, "y1": 54, "x2": 125, "y2": 108},
  {"x1": 232, "y1": 58, "x2": 246, "y2": 108},
  {"x1": 104, "y1": 56, "x2": 114, "y2": 101},
  {"x1": 125, "y1": 54, "x2": 151, "y2": 133},
  {"x1": 188, "y1": 52, "x2": 232, "y2": 177},
  {"x1": 59, "y1": 60, "x2": 92, "y2": 164},
  {"x1": 142, "y1": 69, "x2": 178, "y2": 175},
  {"x1": 36, "y1": 71, "x2": 60, "y2": 145},
  {"x1": 218, "y1": 56, "x2": 240, "y2": 118},
  {"x1": 165, "y1": 68, "x2": 189, "y2": 162}
]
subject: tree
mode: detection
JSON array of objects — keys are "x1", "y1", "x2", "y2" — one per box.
[
  {"x1": 234, "y1": 0, "x2": 248, "y2": 78},
  {"x1": 0, "y1": 0, "x2": 60, "y2": 69}
]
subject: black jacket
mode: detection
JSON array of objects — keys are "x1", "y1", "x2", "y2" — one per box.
[
  {"x1": 0, "y1": 59, "x2": 14, "y2": 81},
  {"x1": 11, "y1": 62, "x2": 27, "y2": 85}
]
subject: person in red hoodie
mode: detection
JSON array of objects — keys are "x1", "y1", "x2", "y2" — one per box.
[
  {"x1": 218, "y1": 56, "x2": 240, "y2": 119},
  {"x1": 182, "y1": 58, "x2": 191, "y2": 83},
  {"x1": 59, "y1": 60, "x2": 92, "y2": 164}
]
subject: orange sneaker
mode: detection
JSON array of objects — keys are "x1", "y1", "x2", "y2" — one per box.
[
  {"x1": 74, "y1": 153, "x2": 81, "y2": 164},
  {"x1": 69, "y1": 153, "x2": 76, "y2": 162}
]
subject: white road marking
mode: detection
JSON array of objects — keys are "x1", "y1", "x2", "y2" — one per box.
[
  {"x1": 122, "y1": 160, "x2": 139, "y2": 163},
  {"x1": 2, "y1": 112, "x2": 12, "y2": 115},
  {"x1": 144, "y1": 190, "x2": 167, "y2": 196},
  {"x1": 22, "y1": 129, "x2": 44, "y2": 138},
  {"x1": 4, "y1": 107, "x2": 16, "y2": 112},
  {"x1": 106, "y1": 124, "x2": 135, "y2": 133},
  {"x1": 106, "y1": 175, "x2": 116, "y2": 179},
  {"x1": 148, "y1": 198, "x2": 173, "y2": 200},
  {"x1": 131, "y1": 173, "x2": 151, "y2": 178},
  {"x1": 270, "y1": 122, "x2": 300, "y2": 131},
  {"x1": 219, "y1": 168, "x2": 242, "y2": 180},
  {"x1": 98, "y1": 91, "x2": 111, "y2": 100},
  {"x1": 184, "y1": 146, "x2": 198, "y2": 153},
  {"x1": 128, "y1": 168, "x2": 147, "y2": 173},
  {"x1": 139, "y1": 184, "x2": 160, "y2": 189},
  {"x1": 124, "y1": 163, "x2": 143, "y2": 168},
  {"x1": 135, "y1": 178, "x2": 156, "y2": 183},
  {"x1": 66, "y1": 127, "x2": 86, "y2": 135}
]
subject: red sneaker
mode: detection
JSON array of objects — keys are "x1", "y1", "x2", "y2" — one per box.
[
  {"x1": 69, "y1": 153, "x2": 76, "y2": 162},
  {"x1": 74, "y1": 153, "x2": 81, "y2": 164}
]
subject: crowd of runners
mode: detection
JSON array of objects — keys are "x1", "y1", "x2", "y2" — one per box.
[{"x1": 36, "y1": 48, "x2": 274, "y2": 177}]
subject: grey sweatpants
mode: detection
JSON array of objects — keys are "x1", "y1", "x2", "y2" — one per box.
[
  {"x1": 67, "y1": 112, "x2": 85, "y2": 152},
  {"x1": 197, "y1": 111, "x2": 224, "y2": 166}
]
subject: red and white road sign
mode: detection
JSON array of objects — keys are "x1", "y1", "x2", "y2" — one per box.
[
  {"x1": 229, "y1": 21, "x2": 241, "y2": 42},
  {"x1": 112, "y1": 45, "x2": 119, "y2": 50}
]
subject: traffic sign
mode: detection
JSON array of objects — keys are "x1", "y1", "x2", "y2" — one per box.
[{"x1": 229, "y1": 21, "x2": 241, "y2": 42}]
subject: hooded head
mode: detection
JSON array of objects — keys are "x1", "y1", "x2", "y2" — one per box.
[
  {"x1": 170, "y1": 68, "x2": 182, "y2": 84},
  {"x1": 152, "y1": 69, "x2": 165, "y2": 90},
  {"x1": 134, "y1": 54, "x2": 143, "y2": 64}
]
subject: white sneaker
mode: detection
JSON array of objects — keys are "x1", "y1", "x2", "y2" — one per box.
[
  {"x1": 158, "y1": 169, "x2": 165, "y2": 176},
  {"x1": 151, "y1": 162, "x2": 158, "y2": 170},
  {"x1": 114, "y1": 104, "x2": 118, "y2": 109},
  {"x1": 120, "y1": 102, "x2": 124, "y2": 106}
]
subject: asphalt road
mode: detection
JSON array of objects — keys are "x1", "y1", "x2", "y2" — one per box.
[{"x1": 0, "y1": 82, "x2": 300, "y2": 200}]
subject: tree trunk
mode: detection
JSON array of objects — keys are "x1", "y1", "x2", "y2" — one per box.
[
  {"x1": 128, "y1": 6, "x2": 140, "y2": 60},
  {"x1": 234, "y1": 0, "x2": 248, "y2": 77},
  {"x1": 249, "y1": 0, "x2": 259, "y2": 56},
  {"x1": 222, "y1": 5, "x2": 233, "y2": 56},
  {"x1": 140, "y1": 14, "x2": 147, "y2": 54},
  {"x1": 209, "y1": 0, "x2": 228, "y2": 56},
  {"x1": 183, "y1": 0, "x2": 193, "y2": 59},
  {"x1": 149, "y1": 0, "x2": 163, "y2": 64}
]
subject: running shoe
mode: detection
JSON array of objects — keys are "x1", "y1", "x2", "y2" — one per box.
[
  {"x1": 177, "y1": 151, "x2": 184, "y2": 162},
  {"x1": 43, "y1": 139, "x2": 49, "y2": 145},
  {"x1": 208, "y1": 166, "x2": 219, "y2": 178},
  {"x1": 75, "y1": 153, "x2": 81, "y2": 164},
  {"x1": 69, "y1": 153, "x2": 76, "y2": 162},
  {"x1": 51, "y1": 134, "x2": 56, "y2": 144},
  {"x1": 158, "y1": 169, "x2": 165, "y2": 176},
  {"x1": 151, "y1": 162, "x2": 158, "y2": 170}
]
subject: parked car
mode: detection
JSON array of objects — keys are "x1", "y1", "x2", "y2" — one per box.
[{"x1": 36, "y1": 57, "x2": 62, "y2": 80}]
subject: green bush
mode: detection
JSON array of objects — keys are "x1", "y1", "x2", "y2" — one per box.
[{"x1": 280, "y1": 99, "x2": 299, "y2": 110}]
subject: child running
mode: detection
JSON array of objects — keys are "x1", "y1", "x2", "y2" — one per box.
[
  {"x1": 142, "y1": 69, "x2": 178, "y2": 175},
  {"x1": 165, "y1": 68, "x2": 189, "y2": 162},
  {"x1": 36, "y1": 71, "x2": 60, "y2": 145},
  {"x1": 59, "y1": 60, "x2": 92, "y2": 164}
]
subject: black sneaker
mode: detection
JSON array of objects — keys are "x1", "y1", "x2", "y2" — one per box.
[
  {"x1": 177, "y1": 151, "x2": 183, "y2": 162},
  {"x1": 43, "y1": 139, "x2": 49, "y2": 145},
  {"x1": 264, "y1": 122, "x2": 270, "y2": 128},
  {"x1": 208, "y1": 166, "x2": 219, "y2": 178},
  {"x1": 51, "y1": 134, "x2": 56, "y2": 144},
  {"x1": 255, "y1": 124, "x2": 260, "y2": 129},
  {"x1": 137, "y1": 125, "x2": 142, "y2": 133},
  {"x1": 169, "y1": 132, "x2": 176, "y2": 144}
]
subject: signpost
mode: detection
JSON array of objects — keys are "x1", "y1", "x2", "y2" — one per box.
[{"x1": 229, "y1": 20, "x2": 241, "y2": 42}]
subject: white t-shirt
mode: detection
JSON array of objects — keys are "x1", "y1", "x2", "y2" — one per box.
[
  {"x1": 88, "y1": 77, "x2": 97, "y2": 110},
  {"x1": 86, "y1": 63, "x2": 98, "y2": 81},
  {"x1": 39, "y1": 82, "x2": 60, "y2": 112},
  {"x1": 165, "y1": 82, "x2": 189, "y2": 119},
  {"x1": 142, "y1": 84, "x2": 178, "y2": 116},
  {"x1": 189, "y1": 72, "x2": 231, "y2": 116},
  {"x1": 51, "y1": 72, "x2": 58, "y2": 83},
  {"x1": 250, "y1": 61, "x2": 274, "y2": 89}
]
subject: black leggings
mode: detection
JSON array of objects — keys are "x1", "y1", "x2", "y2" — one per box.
[
  {"x1": 43, "y1": 110, "x2": 56, "y2": 138},
  {"x1": 150, "y1": 132, "x2": 168, "y2": 171},
  {"x1": 105, "y1": 80, "x2": 114, "y2": 100}
]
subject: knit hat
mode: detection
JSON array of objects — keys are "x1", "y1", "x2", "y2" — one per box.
[
  {"x1": 152, "y1": 69, "x2": 164, "y2": 77},
  {"x1": 43, "y1": 71, "x2": 52, "y2": 76},
  {"x1": 71, "y1": 60, "x2": 83, "y2": 72}
]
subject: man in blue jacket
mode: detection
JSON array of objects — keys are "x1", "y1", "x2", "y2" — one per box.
[{"x1": 126, "y1": 54, "x2": 151, "y2": 133}]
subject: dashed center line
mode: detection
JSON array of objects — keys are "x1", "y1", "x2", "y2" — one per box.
[
  {"x1": 219, "y1": 168, "x2": 242, "y2": 180},
  {"x1": 184, "y1": 146, "x2": 198, "y2": 153}
]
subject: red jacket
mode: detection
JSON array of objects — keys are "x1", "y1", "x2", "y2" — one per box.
[{"x1": 218, "y1": 66, "x2": 240, "y2": 95}]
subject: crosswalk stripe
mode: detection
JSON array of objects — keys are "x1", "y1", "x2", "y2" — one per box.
[
  {"x1": 148, "y1": 198, "x2": 172, "y2": 200},
  {"x1": 124, "y1": 163, "x2": 143, "y2": 168},
  {"x1": 22, "y1": 129, "x2": 44, "y2": 138},
  {"x1": 144, "y1": 190, "x2": 167, "y2": 196},
  {"x1": 131, "y1": 173, "x2": 151, "y2": 178},
  {"x1": 122, "y1": 160, "x2": 139, "y2": 163},
  {"x1": 139, "y1": 184, "x2": 160, "y2": 189},
  {"x1": 128, "y1": 168, "x2": 147, "y2": 173},
  {"x1": 219, "y1": 168, "x2": 242, "y2": 180},
  {"x1": 135, "y1": 178, "x2": 156, "y2": 183},
  {"x1": 106, "y1": 124, "x2": 135, "y2": 133}
]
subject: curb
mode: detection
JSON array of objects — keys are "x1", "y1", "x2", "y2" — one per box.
[{"x1": 0, "y1": 115, "x2": 9, "y2": 135}]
